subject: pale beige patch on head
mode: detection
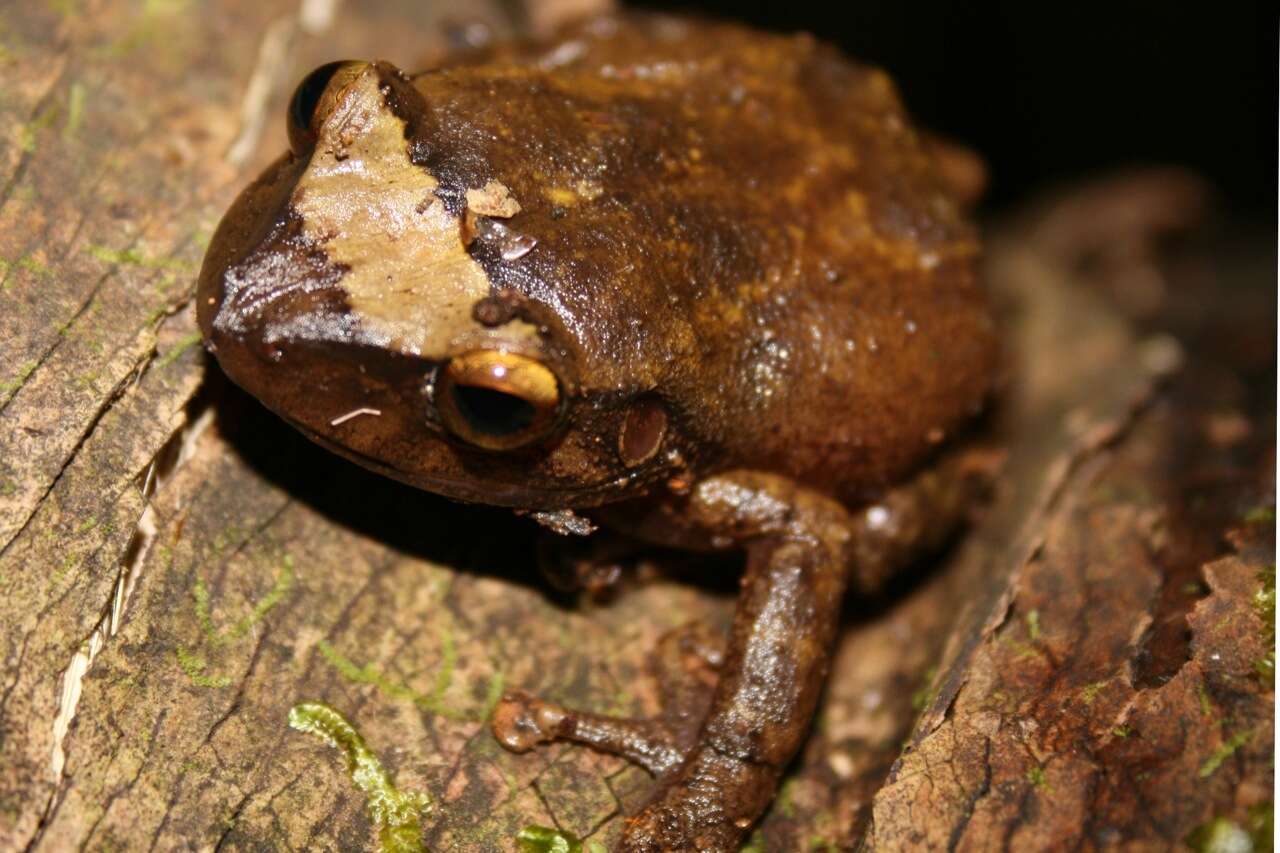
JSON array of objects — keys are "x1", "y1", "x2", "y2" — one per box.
[{"x1": 291, "y1": 71, "x2": 536, "y2": 357}]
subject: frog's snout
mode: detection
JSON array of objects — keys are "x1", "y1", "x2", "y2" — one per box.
[{"x1": 430, "y1": 350, "x2": 565, "y2": 452}]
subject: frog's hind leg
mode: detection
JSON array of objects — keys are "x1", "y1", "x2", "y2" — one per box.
[
  {"x1": 492, "y1": 621, "x2": 724, "y2": 777},
  {"x1": 494, "y1": 473, "x2": 856, "y2": 852},
  {"x1": 494, "y1": 457, "x2": 996, "y2": 852}
]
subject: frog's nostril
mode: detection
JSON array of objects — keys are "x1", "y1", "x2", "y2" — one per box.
[
  {"x1": 286, "y1": 60, "x2": 367, "y2": 155},
  {"x1": 434, "y1": 351, "x2": 563, "y2": 451}
]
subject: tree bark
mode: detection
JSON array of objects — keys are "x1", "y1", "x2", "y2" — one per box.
[{"x1": 1, "y1": 3, "x2": 1271, "y2": 851}]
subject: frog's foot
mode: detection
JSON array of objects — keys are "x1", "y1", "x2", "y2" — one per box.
[
  {"x1": 492, "y1": 691, "x2": 690, "y2": 776},
  {"x1": 492, "y1": 717, "x2": 781, "y2": 848},
  {"x1": 492, "y1": 622, "x2": 723, "y2": 777}
]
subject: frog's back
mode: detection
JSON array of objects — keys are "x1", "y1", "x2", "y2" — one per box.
[{"x1": 416, "y1": 13, "x2": 997, "y2": 502}]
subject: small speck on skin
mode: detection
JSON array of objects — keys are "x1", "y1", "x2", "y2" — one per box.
[
  {"x1": 465, "y1": 180, "x2": 521, "y2": 218},
  {"x1": 330, "y1": 407, "x2": 382, "y2": 426}
]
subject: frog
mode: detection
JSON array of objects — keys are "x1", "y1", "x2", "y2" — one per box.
[{"x1": 197, "y1": 12, "x2": 998, "y2": 851}]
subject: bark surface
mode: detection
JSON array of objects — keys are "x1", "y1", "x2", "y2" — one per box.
[{"x1": 1, "y1": 3, "x2": 1272, "y2": 851}]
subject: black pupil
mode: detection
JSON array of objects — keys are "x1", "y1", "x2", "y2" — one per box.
[
  {"x1": 289, "y1": 61, "x2": 348, "y2": 134},
  {"x1": 452, "y1": 385, "x2": 536, "y2": 437}
]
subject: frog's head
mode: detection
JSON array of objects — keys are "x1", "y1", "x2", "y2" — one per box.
[{"x1": 198, "y1": 61, "x2": 678, "y2": 509}]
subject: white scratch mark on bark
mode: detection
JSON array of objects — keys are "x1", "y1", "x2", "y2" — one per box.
[
  {"x1": 224, "y1": 17, "x2": 298, "y2": 169},
  {"x1": 224, "y1": 0, "x2": 341, "y2": 168},
  {"x1": 49, "y1": 406, "x2": 215, "y2": 781}
]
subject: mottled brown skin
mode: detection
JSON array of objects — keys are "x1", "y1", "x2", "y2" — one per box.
[{"x1": 198, "y1": 13, "x2": 997, "y2": 851}]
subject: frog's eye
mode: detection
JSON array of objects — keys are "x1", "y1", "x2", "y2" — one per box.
[
  {"x1": 286, "y1": 60, "x2": 365, "y2": 155},
  {"x1": 434, "y1": 351, "x2": 563, "y2": 451}
]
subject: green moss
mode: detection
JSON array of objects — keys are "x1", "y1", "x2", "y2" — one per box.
[
  {"x1": 1025, "y1": 609, "x2": 1042, "y2": 641},
  {"x1": 316, "y1": 639, "x2": 472, "y2": 723},
  {"x1": 910, "y1": 665, "x2": 938, "y2": 712},
  {"x1": 1026, "y1": 765, "x2": 1049, "y2": 790},
  {"x1": 62, "y1": 81, "x2": 85, "y2": 139},
  {"x1": 18, "y1": 103, "x2": 59, "y2": 153},
  {"x1": 182, "y1": 556, "x2": 293, "y2": 686},
  {"x1": 1199, "y1": 730, "x2": 1251, "y2": 779},
  {"x1": 429, "y1": 629, "x2": 457, "y2": 712},
  {"x1": 175, "y1": 646, "x2": 231, "y2": 688},
  {"x1": 94, "y1": 0, "x2": 185, "y2": 58},
  {"x1": 0, "y1": 360, "x2": 38, "y2": 395},
  {"x1": 1112, "y1": 725, "x2": 1132, "y2": 738},
  {"x1": 1244, "y1": 506, "x2": 1275, "y2": 525},
  {"x1": 88, "y1": 244, "x2": 146, "y2": 266},
  {"x1": 17, "y1": 256, "x2": 53, "y2": 278},
  {"x1": 85, "y1": 243, "x2": 195, "y2": 271},
  {"x1": 195, "y1": 556, "x2": 294, "y2": 646},
  {"x1": 46, "y1": 551, "x2": 80, "y2": 594},
  {"x1": 1080, "y1": 680, "x2": 1106, "y2": 705},
  {"x1": 1185, "y1": 816, "x2": 1256, "y2": 853},
  {"x1": 155, "y1": 330, "x2": 203, "y2": 369},
  {"x1": 775, "y1": 777, "x2": 799, "y2": 818},
  {"x1": 1001, "y1": 635, "x2": 1041, "y2": 661},
  {"x1": 514, "y1": 826, "x2": 604, "y2": 853},
  {"x1": 288, "y1": 702, "x2": 433, "y2": 853},
  {"x1": 1253, "y1": 566, "x2": 1275, "y2": 685},
  {"x1": 481, "y1": 670, "x2": 506, "y2": 718},
  {"x1": 1246, "y1": 802, "x2": 1273, "y2": 850},
  {"x1": 1198, "y1": 684, "x2": 1215, "y2": 717}
]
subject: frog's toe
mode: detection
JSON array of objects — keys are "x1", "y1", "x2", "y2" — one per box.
[
  {"x1": 490, "y1": 689, "x2": 688, "y2": 776},
  {"x1": 490, "y1": 690, "x2": 565, "y2": 752}
]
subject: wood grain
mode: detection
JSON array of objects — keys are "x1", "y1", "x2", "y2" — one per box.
[{"x1": 1, "y1": 3, "x2": 1271, "y2": 850}]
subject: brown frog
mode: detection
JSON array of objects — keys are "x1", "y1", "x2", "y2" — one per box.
[{"x1": 198, "y1": 13, "x2": 998, "y2": 851}]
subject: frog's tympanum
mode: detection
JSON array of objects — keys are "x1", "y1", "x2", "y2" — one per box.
[{"x1": 199, "y1": 13, "x2": 998, "y2": 851}]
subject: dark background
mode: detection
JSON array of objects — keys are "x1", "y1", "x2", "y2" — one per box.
[{"x1": 644, "y1": 1, "x2": 1275, "y2": 220}]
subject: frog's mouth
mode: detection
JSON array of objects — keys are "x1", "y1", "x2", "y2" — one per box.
[{"x1": 286, "y1": 413, "x2": 647, "y2": 510}]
